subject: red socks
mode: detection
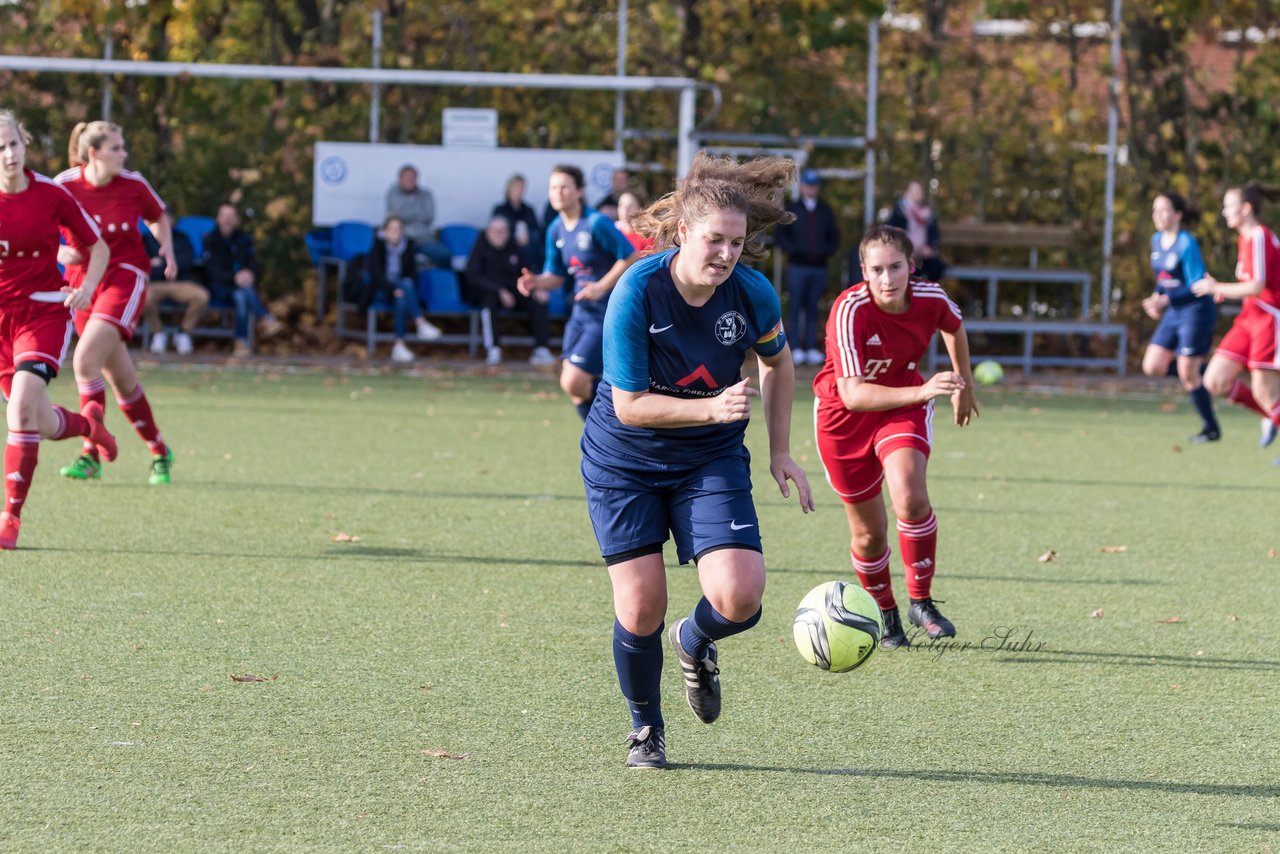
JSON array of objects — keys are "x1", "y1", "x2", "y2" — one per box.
[
  {"x1": 3, "y1": 431, "x2": 40, "y2": 519},
  {"x1": 116, "y1": 383, "x2": 167, "y2": 457},
  {"x1": 851, "y1": 548, "x2": 895, "y2": 610},
  {"x1": 899, "y1": 512, "x2": 939, "y2": 601},
  {"x1": 1228, "y1": 380, "x2": 1280, "y2": 427},
  {"x1": 78, "y1": 378, "x2": 107, "y2": 458}
]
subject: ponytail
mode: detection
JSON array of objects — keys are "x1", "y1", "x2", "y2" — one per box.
[{"x1": 69, "y1": 120, "x2": 121, "y2": 168}]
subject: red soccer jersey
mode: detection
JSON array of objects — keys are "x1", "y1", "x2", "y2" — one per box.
[
  {"x1": 1236, "y1": 224, "x2": 1280, "y2": 315},
  {"x1": 814, "y1": 279, "x2": 963, "y2": 414},
  {"x1": 55, "y1": 166, "x2": 165, "y2": 284},
  {"x1": 0, "y1": 170, "x2": 102, "y2": 303}
]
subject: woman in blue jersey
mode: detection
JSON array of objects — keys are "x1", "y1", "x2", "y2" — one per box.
[
  {"x1": 1140, "y1": 191, "x2": 1219, "y2": 442},
  {"x1": 517, "y1": 165, "x2": 637, "y2": 420},
  {"x1": 581, "y1": 153, "x2": 814, "y2": 770}
]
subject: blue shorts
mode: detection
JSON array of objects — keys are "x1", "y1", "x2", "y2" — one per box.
[
  {"x1": 1150, "y1": 302, "x2": 1216, "y2": 357},
  {"x1": 561, "y1": 314, "x2": 604, "y2": 376},
  {"x1": 581, "y1": 448, "x2": 762, "y2": 565}
]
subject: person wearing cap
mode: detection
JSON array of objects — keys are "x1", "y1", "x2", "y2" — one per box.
[
  {"x1": 385, "y1": 164, "x2": 451, "y2": 268},
  {"x1": 776, "y1": 168, "x2": 840, "y2": 366}
]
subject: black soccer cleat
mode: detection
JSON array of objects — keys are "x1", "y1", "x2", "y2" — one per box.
[
  {"x1": 669, "y1": 618, "x2": 721, "y2": 724},
  {"x1": 1189, "y1": 428, "x2": 1221, "y2": 444},
  {"x1": 907, "y1": 598, "x2": 956, "y2": 639},
  {"x1": 880, "y1": 606, "x2": 911, "y2": 650},
  {"x1": 625, "y1": 725, "x2": 668, "y2": 770}
]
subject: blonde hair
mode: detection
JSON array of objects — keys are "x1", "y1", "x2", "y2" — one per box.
[
  {"x1": 68, "y1": 120, "x2": 122, "y2": 168},
  {"x1": 859, "y1": 224, "x2": 916, "y2": 265},
  {"x1": 631, "y1": 152, "x2": 796, "y2": 263},
  {"x1": 0, "y1": 108, "x2": 32, "y2": 145}
]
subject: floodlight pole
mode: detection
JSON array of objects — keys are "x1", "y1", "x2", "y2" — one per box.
[
  {"x1": 864, "y1": 14, "x2": 880, "y2": 229},
  {"x1": 101, "y1": 36, "x2": 113, "y2": 122},
  {"x1": 1100, "y1": 0, "x2": 1122, "y2": 320}
]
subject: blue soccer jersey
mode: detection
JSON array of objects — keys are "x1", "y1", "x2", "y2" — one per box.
[
  {"x1": 543, "y1": 207, "x2": 635, "y2": 321},
  {"x1": 582, "y1": 249, "x2": 788, "y2": 467},
  {"x1": 1150, "y1": 230, "x2": 1208, "y2": 308}
]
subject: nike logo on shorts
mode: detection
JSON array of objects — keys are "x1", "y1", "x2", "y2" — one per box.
[
  {"x1": 649, "y1": 323, "x2": 673, "y2": 334},
  {"x1": 729, "y1": 520, "x2": 754, "y2": 531},
  {"x1": 569, "y1": 354, "x2": 586, "y2": 364}
]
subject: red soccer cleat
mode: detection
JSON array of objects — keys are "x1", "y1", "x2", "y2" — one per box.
[
  {"x1": 81, "y1": 401, "x2": 118, "y2": 463},
  {"x1": 0, "y1": 512, "x2": 20, "y2": 550}
]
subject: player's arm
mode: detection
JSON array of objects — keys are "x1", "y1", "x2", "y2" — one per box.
[
  {"x1": 516, "y1": 269, "x2": 564, "y2": 296},
  {"x1": 939, "y1": 323, "x2": 979, "y2": 426},
  {"x1": 577, "y1": 220, "x2": 641, "y2": 302},
  {"x1": 836, "y1": 372, "x2": 965, "y2": 413},
  {"x1": 63, "y1": 238, "x2": 109, "y2": 311},
  {"x1": 756, "y1": 347, "x2": 815, "y2": 512},
  {"x1": 146, "y1": 213, "x2": 178, "y2": 280},
  {"x1": 1193, "y1": 274, "x2": 1264, "y2": 301},
  {"x1": 576, "y1": 252, "x2": 640, "y2": 302},
  {"x1": 613, "y1": 382, "x2": 757, "y2": 428}
]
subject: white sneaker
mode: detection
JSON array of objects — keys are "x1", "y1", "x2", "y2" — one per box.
[
  {"x1": 529, "y1": 346, "x2": 556, "y2": 367},
  {"x1": 174, "y1": 332, "x2": 194, "y2": 355},
  {"x1": 806, "y1": 348, "x2": 824, "y2": 365},
  {"x1": 416, "y1": 319, "x2": 443, "y2": 342},
  {"x1": 486, "y1": 346, "x2": 503, "y2": 366},
  {"x1": 390, "y1": 341, "x2": 415, "y2": 363},
  {"x1": 149, "y1": 332, "x2": 168, "y2": 354},
  {"x1": 792, "y1": 348, "x2": 807, "y2": 366}
]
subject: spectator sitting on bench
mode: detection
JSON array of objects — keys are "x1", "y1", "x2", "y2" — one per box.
[
  {"x1": 142, "y1": 218, "x2": 208, "y2": 355},
  {"x1": 204, "y1": 202, "x2": 284, "y2": 357},
  {"x1": 465, "y1": 216, "x2": 555, "y2": 368},
  {"x1": 385, "y1": 164, "x2": 451, "y2": 269},
  {"x1": 366, "y1": 215, "x2": 443, "y2": 365},
  {"x1": 492, "y1": 173, "x2": 543, "y2": 271},
  {"x1": 886, "y1": 181, "x2": 946, "y2": 282}
]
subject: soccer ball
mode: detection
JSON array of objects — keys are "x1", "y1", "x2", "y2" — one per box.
[
  {"x1": 974, "y1": 360, "x2": 1004, "y2": 385},
  {"x1": 792, "y1": 581, "x2": 883, "y2": 673}
]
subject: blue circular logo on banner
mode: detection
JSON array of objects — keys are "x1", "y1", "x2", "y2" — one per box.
[
  {"x1": 590, "y1": 163, "x2": 614, "y2": 192},
  {"x1": 319, "y1": 156, "x2": 348, "y2": 186}
]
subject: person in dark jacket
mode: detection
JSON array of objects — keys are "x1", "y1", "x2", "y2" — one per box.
[
  {"x1": 366, "y1": 215, "x2": 443, "y2": 364},
  {"x1": 465, "y1": 216, "x2": 554, "y2": 367},
  {"x1": 492, "y1": 173, "x2": 544, "y2": 271},
  {"x1": 203, "y1": 203, "x2": 282, "y2": 356},
  {"x1": 886, "y1": 181, "x2": 946, "y2": 283},
  {"x1": 775, "y1": 169, "x2": 840, "y2": 365},
  {"x1": 142, "y1": 223, "x2": 208, "y2": 355}
]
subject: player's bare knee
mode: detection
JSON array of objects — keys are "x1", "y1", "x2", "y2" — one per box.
[
  {"x1": 615, "y1": 602, "x2": 665, "y2": 636},
  {"x1": 894, "y1": 496, "x2": 932, "y2": 522},
  {"x1": 708, "y1": 589, "x2": 762, "y2": 623},
  {"x1": 851, "y1": 532, "x2": 887, "y2": 559},
  {"x1": 1203, "y1": 373, "x2": 1232, "y2": 396}
]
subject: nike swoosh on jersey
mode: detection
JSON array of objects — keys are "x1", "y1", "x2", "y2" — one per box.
[
  {"x1": 649, "y1": 323, "x2": 673, "y2": 334},
  {"x1": 729, "y1": 520, "x2": 755, "y2": 531}
]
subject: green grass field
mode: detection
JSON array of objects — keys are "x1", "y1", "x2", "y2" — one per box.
[{"x1": 2, "y1": 365, "x2": 1277, "y2": 852}]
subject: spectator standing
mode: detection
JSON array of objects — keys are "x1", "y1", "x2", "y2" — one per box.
[
  {"x1": 142, "y1": 219, "x2": 208, "y2": 355},
  {"x1": 385, "y1": 164, "x2": 451, "y2": 268},
  {"x1": 204, "y1": 202, "x2": 283, "y2": 357},
  {"x1": 465, "y1": 217, "x2": 555, "y2": 367},
  {"x1": 492, "y1": 173, "x2": 543, "y2": 270},
  {"x1": 594, "y1": 168, "x2": 631, "y2": 221},
  {"x1": 886, "y1": 181, "x2": 946, "y2": 282},
  {"x1": 776, "y1": 168, "x2": 840, "y2": 366},
  {"x1": 366, "y1": 215, "x2": 443, "y2": 365},
  {"x1": 616, "y1": 192, "x2": 656, "y2": 253}
]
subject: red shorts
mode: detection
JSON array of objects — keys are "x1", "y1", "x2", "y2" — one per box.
[
  {"x1": 1216, "y1": 307, "x2": 1280, "y2": 371},
  {"x1": 814, "y1": 399, "x2": 934, "y2": 503},
  {"x1": 0, "y1": 299, "x2": 74, "y2": 398},
  {"x1": 74, "y1": 264, "x2": 148, "y2": 341}
]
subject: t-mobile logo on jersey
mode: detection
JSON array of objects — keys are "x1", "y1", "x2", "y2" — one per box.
[{"x1": 863, "y1": 358, "x2": 892, "y2": 380}]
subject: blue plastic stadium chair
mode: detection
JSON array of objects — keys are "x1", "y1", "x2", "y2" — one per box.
[
  {"x1": 419, "y1": 268, "x2": 483, "y2": 355},
  {"x1": 174, "y1": 215, "x2": 215, "y2": 260},
  {"x1": 317, "y1": 221, "x2": 375, "y2": 318},
  {"x1": 304, "y1": 227, "x2": 333, "y2": 266},
  {"x1": 438, "y1": 224, "x2": 480, "y2": 270}
]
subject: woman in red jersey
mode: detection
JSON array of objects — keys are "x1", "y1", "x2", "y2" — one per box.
[
  {"x1": 55, "y1": 121, "x2": 174, "y2": 485},
  {"x1": 0, "y1": 109, "x2": 117, "y2": 549},
  {"x1": 1193, "y1": 182, "x2": 1280, "y2": 452},
  {"x1": 813, "y1": 225, "x2": 978, "y2": 650}
]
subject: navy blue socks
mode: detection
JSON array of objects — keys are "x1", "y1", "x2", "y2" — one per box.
[
  {"x1": 613, "y1": 620, "x2": 664, "y2": 728},
  {"x1": 1189, "y1": 385, "x2": 1218, "y2": 434},
  {"x1": 680, "y1": 597, "x2": 761, "y2": 660}
]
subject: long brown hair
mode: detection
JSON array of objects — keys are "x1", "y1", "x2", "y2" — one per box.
[
  {"x1": 631, "y1": 152, "x2": 796, "y2": 263},
  {"x1": 68, "y1": 120, "x2": 121, "y2": 168}
]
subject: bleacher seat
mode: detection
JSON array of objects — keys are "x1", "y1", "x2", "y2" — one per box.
[
  {"x1": 438, "y1": 224, "x2": 480, "y2": 272},
  {"x1": 316, "y1": 221, "x2": 375, "y2": 318},
  {"x1": 419, "y1": 268, "x2": 483, "y2": 355},
  {"x1": 174, "y1": 215, "x2": 215, "y2": 260}
]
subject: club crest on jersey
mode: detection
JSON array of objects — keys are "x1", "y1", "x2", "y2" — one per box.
[
  {"x1": 715, "y1": 311, "x2": 746, "y2": 345},
  {"x1": 576, "y1": 231, "x2": 592, "y2": 251}
]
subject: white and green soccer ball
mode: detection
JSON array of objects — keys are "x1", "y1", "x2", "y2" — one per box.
[
  {"x1": 974, "y1": 360, "x2": 1004, "y2": 385},
  {"x1": 793, "y1": 581, "x2": 883, "y2": 673}
]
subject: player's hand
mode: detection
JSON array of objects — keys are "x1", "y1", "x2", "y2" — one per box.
[
  {"x1": 709, "y1": 377, "x2": 758, "y2": 423},
  {"x1": 163, "y1": 254, "x2": 178, "y2": 281},
  {"x1": 57, "y1": 245, "x2": 83, "y2": 267},
  {"x1": 922, "y1": 371, "x2": 966, "y2": 400},
  {"x1": 61, "y1": 285, "x2": 90, "y2": 312},
  {"x1": 771, "y1": 453, "x2": 815, "y2": 513},
  {"x1": 574, "y1": 281, "x2": 604, "y2": 302},
  {"x1": 952, "y1": 386, "x2": 979, "y2": 427},
  {"x1": 1191, "y1": 277, "x2": 1216, "y2": 298},
  {"x1": 1141, "y1": 294, "x2": 1162, "y2": 319},
  {"x1": 516, "y1": 268, "x2": 538, "y2": 297}
]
